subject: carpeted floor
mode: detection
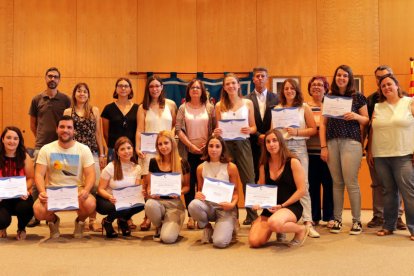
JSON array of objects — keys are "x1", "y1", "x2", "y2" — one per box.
[{"x1": 1, "y1": 209, "x2": 413, "y2": 276}]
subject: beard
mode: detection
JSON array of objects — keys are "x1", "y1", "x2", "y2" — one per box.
[
  {"x1": 58, "y1": 133, "x2": 74, "y2": 143},
  {"x1": 47, "y1": 81, "x2": 58, "y2": 89}
]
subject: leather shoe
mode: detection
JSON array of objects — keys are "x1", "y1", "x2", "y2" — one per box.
[{"x1": 397, "y1": 218, "x2": 407, "y2": 230}]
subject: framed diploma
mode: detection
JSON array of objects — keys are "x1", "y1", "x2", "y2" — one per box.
[
  {"x1": 150, "y1": 173, "x2": 181, "y2": 196},
  {"x1": 0, "y1": 176, "x2": 27, "y2": 199},
  {"x1": 202, "y1": 177, "x2": 234, "y2": 204},
  {"x1": 47, "y1": 185, "x2": 79, "y2": 211},
  {"x1": 244, "y1": 184, "x2": 277, "y2": 208},
  {"x1": 112, "y1": 185, "x2": 145, "y2": 211}
]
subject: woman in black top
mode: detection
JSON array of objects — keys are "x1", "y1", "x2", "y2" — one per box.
[{"x1": 248, "y1": 129, "x2": 310, "y2": 248}]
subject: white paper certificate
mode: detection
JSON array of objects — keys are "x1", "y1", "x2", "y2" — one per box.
[
  {"x1": 112, "y1": 185, "x2": 145, "y2": 211},
  {"x1": 47, "y1": 186, "x2": 79, "y2": 211},
  {"x1": 141, "y1": 133, "x2": 158, "y2": 153},
  {"x1": 245, "y1": 184, "x2": 277, "y2": 208},
  {"x1": 271, "y1": 107, "x2": 300, "y2": 129},
  {"x1": 0, "y1": 176, "x2": 27, "y2": 199},
  {"x1": 150, "y1": 173, "x2": 181, "y2": 196},
  {"x1": 219, "y1": 119, "x2": 249, "y2": 141},
  {"x1": 322, "y1": 95, "x2": 353, "y2": 118},
  {"x1": 202, "y1": 177, "x2": 234, "y2": 204}
]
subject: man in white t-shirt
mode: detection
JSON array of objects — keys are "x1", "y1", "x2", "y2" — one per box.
[{"x1": 33, "y1": 115, "x2": 96, "y2": 239}]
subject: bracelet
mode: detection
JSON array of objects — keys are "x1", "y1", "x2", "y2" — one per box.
[{"x1": 321, "y1": 146, "x2": 327, "y2": 149}]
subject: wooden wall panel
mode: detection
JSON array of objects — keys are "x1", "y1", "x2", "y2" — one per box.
[
  {"x1": 0, "y1": 1, "x2": 13, "y2": 76},
  {"x1": 379, "y1": 0, "x2": 414, "y2": 75},
  {"x1": 13, "y1": 0, "x2": 76, "y2": 77},
  {"x1": 137, "y1": 0, "x2": 197, "y2": 72},
  {"x1": 257, "y1": 0, "x2": 318, "y2": 76},
  {"x1": 76, "y1": 0, "x2": 138, "y2": 77},
  {"x1": 317, "y1": 0, "x2": 379, "y2": 76},
  {"x1": 197, "y1": 0, "x2": 257, "y2": 72},
  {"x1": 0, "y1": 78, "x2": 14, "y2": 131}
]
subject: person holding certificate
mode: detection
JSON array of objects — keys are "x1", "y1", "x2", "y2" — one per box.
[
  {"x1": 63, "y1": 82, "x2": 105, "y2": 233},
  {"x1": 144, "y1": 130, "x2": 189, "y2": 243},
  {"x1": 248, "y1": 129, "x2": 310, "y2": 247},
  {"x1": 320, "y1": 65, "x2": 369, "y2": 235},
  {"x1": 33, "y1": 116, "x2": 96, "y2": 239},
  {"x1": 96, "y1": 137, "x2": 144, "y2": 238},
  {"x1": 367, "y1": 74, "x2": 414, "y2": 241},
  {"x1": 188, "y1": 135, "x2": 240, "y2": 248},
  {"x1": 274, "y1": 79, "x2": 319, "y2": 238},
  {"x1": 306, "y1": 76, "x2": 334, "y2": 228},
  {"x1": 0, "y1": 127, "x2": 34, "y2": 240},
  {"x1": 135, "y1": 75, "x2": 177, "y2": 231},
  {"x1": 214, "y1": 73, "x2": 257, "y2": 225},
  {"x1": 176, "y1": 79, "x2": 216, "y2": 229}
]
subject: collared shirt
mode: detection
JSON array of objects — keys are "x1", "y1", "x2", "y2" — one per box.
[{"x1": 255, "y1": 89, "x2": 267, "y2": 120}]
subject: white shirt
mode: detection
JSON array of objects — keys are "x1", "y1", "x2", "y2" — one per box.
[{"x1": 255, "y1": 89, "x2": 267, "y2": 120}]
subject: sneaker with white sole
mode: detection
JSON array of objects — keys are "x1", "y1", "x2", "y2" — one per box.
[
  {"x1": 201, "y1": 224, "x2": 213, "y2": 244},
  {"x1": 308, "y1": 226, "x2": 320, "y2": 238},
  {"x1": 330, "y1": 220, "x2": 342, "y2": 234},
  {"x1": 349, "y1": 222, "x2": 362, "y2": 235},
  {"x1": 48, "y1": 215, "x2": 60, "y2": 239},
  {"x1": 73, "y1": 219, "x2": 85, "y2": 238}
]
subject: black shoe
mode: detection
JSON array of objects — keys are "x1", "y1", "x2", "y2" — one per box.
[
  {"x1": 397, "y1": 218, "x2": 407, "y2": 230},
  {"x1": 102, "y1": 217, "x2": 118, "y2": 238},
  {"x1": 367, "y1": 216, "x2": 383, "y2": 228},
  {"x1": 27, "y1": 217, "x2": 40, "y2": 228},
  {"x1": 117, "y1": 218, "x2": 131, "y2": 237},
  {"x1": 242, "y1": 218, "x2": 252, "y2": 225}
]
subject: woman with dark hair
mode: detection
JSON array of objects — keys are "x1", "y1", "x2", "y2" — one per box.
[
  {"x1": 274, "y1": 79, "x2": 318, "y2": 237},
  {"x1": 102, "y1": 78, "x2": 138, "y2": 162},
  {"x1": 144, "y1": 130, "x2": 189, "y2": 243},
  {"x1": 176, "y1": 79, "x2": 216, "y2": 229},
  {"x1": 320, "y1": 65, "x2": 369, "y2": 235},
  {"x1": 135, "y1": 75, "x2": 177, "y2": 231},
  {"x1": 64, "y1": 82, "x2": 104, "y2": 232},
  {"x1": 97, "y1": 137, "x2": 144, "y2": 238},
  {"x1": 248, "y1": 129, "x2": 309, "y2": 248},
  {"x1": 367, "y1": 74, "x2": 414, "y2": 240},
  {"x1": 306, "y1": 76, "x2": 334, "y2": 228},
  {"x1": 188, "y1": 135, "x2": 240, "y2": 248},
  {"x1": 214, "y1": 73, "x2": 257, "y2": 225},
  {"x1": 0, "y1": 126, "x2": 34, "y2": 240}
]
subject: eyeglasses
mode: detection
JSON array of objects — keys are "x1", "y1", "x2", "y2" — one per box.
[
  {"x1": 122, "y1": 118, "x2": 128, "y2": 129},
  {"x1": 117, "y1": 84, "x2": 130, "y2": 89},
  {"x1": 149, "y1": 85, "x2": 162, "y2": 89},
  {"x1": 311, "y1": 83, "x2": 324, "y2": 87},
  {"x1": 190, "y1": 86, "x2": 201, "y2": 90},
  {"x1": 47, "y1": 74, "x2": 60, "y2": 80}
]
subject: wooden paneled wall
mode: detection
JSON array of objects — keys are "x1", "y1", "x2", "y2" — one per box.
[{"x1": 1, "y1": 0, "x2": 413, "y2": 209}]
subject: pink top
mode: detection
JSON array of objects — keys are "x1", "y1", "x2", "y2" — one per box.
[{"x1": 185, "y1": 104, "x2": 209, "y2": 148}]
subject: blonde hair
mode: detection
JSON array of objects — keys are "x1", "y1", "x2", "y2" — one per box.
[
  {"x1": 219, "y1": 73, "x2": 243, "y2": 112},
  {"x1": 155, "y1": 130, "x2": 182, "y2": 173}
]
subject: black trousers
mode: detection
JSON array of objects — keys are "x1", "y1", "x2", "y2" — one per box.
[
  {"x1": 0, "y1": 196, "x2": 34, "y2": 231},
  {"x1": 184, "y1": 152, "x2": 203, "y2": 217},
  {"x1": 96, "y1": 195, "x2": 144, "y2": 222}
]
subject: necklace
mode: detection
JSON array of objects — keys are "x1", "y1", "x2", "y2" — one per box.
[{"x1": 209, "y1": 162, "x2": 222, "y2": 178}]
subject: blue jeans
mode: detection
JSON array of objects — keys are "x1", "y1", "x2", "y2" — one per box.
[
  {"x1": 327, "y1": 138, "x2": 362, "y2": 223},
  {"x1": 374, "y1": 155, "x2": 414, "y2": 235},
  {"x1": 286, "y1": 139, "x2": 312, "y2": 222}
]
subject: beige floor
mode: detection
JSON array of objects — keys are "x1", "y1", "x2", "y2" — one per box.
[{"x1": 1, "y1": 209, "x2": 413, "y2": 276}]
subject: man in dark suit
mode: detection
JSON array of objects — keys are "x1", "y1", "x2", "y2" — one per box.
[{"x1": 244, "y1": 67, "x2": 278, "y2": 225}]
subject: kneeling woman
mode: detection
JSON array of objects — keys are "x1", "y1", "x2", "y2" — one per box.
[
  {"x1": 249, "y1": 129, "x2": 310, "y2": 248},
  {"x1": 144, "y1": 130, "x2": 190, "y2": 243},
  {"x1": 188, "y1": 135, "x2": 240, "y2": 248},
  {"x1": 97, "y1": 137, "x2": 144, "y2": 238},
  {"x1": 0, "y1": 127, "x2": 34, "y2": 240}
]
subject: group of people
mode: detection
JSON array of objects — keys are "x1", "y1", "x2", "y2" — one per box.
[{"x1": 0, "y1": 64, "x2": 413, "y2": 248}]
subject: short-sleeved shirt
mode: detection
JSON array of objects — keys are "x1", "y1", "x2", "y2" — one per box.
[
  {"x1": 36, "y1": 141, "x2": 95, "y2": 187},
  {"x1": 28, "y1": 91, "x2": 71, "y2": 149},
  {"x1": 326, "y1": 93, "x2": 367, "y2": 143},
  {"x1": 101, "y1": 102, "x2": 138, "y2": 148},
  {"x1": 100, "y1": 161, "x2": 142, "y2": 195}
]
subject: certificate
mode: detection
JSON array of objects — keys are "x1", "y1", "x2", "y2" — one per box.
[
  {"x1": 47, "y1": 185, "x2": 79, "y2": 211},
  {"x1": 202, "y1": 177, "x2": 234, "y2": 204},
  {"x1": 322, "y1": 95, "x2": 353, "y2": 118},
  {"x1": 219, "y1": 119, "x2": 249, "y2": 141},
  {"x1": 150, "y1": 173, "x2": 181, "y2": 196},
  {"x1": 0, "y1": 176, "x2": 27, "y2": 199},
  {"x1": 112, "y1": 185, "x2": 145, "y2": 211},
  {"x1": 141, "y1": 132, "x2": 158, "y2": 153},
  {"x1": 244, "y1": 184, "x2": 277, "y2": 208},
  {"x1": 271, "y1": 107, "x2": 300, "y2": 129}
]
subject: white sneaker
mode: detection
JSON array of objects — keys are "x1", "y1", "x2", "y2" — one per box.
[
  {"x1": 201, "y1": 224, "x2": 213, "y2": 244},
  {"x1": 308, "y1": 226, "x2": 320, "y2": 238},
  {"x1": 48, "y1": 216, "x2": 60, "y2": 239},
  {"x1": 73, "y1": 219, "x2": 85, "y2": 238}
]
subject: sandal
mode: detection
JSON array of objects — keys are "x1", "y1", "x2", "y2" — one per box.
[
  {"x1": 410, "y1": 236, "x2": 414, "y2": 241},
  {"x1": 16, "y1": 230, "x2": 26, "y2": 241},
  {"x1": 377, "y1": 229, "x2": 393, "y2": 236},
  {"x1": 0, "y1": 229, "x2": 7, "y2": 238},
  {"x1": 89, "y1": 218, "x2": 102, "y2": 232},
  {"x1": 140, "y1": 216, "x2": 151, "y2": 231},
  {"x1": 326, "y1": 220, "x2": 335, "y2": 229},
  {"x1": 127, "y1": 219, "x2": 137, "y2": 230}
]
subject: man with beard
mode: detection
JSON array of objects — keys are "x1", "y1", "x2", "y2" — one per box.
[
  {"x1": 33, "y1": 116, "x2": 96, "y2": 239},
  {"x1": 27, "y1": 67, "x2": 71, "y2": 227}
]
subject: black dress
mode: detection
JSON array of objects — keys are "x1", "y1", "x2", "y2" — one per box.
[{"x1": 261, "y1": 158, "x2": 303, "y2": 221}]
